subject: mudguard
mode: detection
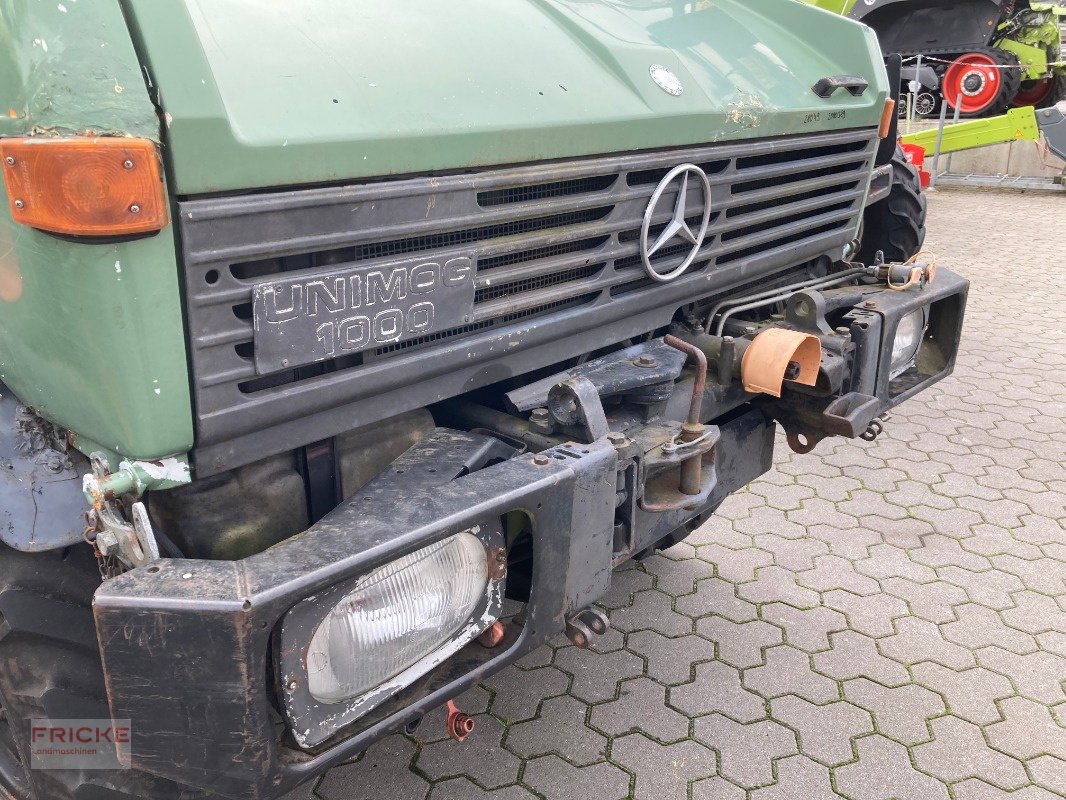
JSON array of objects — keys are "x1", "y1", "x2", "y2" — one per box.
[{"x1": 0, "y1": 382, "x2": 88, "y2": 552}]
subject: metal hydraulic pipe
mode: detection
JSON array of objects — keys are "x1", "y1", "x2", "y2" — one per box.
[{"x1": 707, "y1": 268, "x2": 867, "y2": 336}]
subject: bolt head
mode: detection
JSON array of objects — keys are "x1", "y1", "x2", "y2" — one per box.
[
  {"x1": 606, "y1": 431, "x2": 627, "y2": 446},
  {"x1": 129, "y1": 204, "x2": 141, "y2": 214},
  {"x1": 530, "y1": 407, "x2": 550, "y2": 422},
  {"x1": 13, "y1": 199, "x2": 23, "y2": 209},
  {"x1": 864, "y1": 300, "x2": 876, "y2": 309},
  {"x1": 3, "y1": 156, "x2": 14, "y2": 166},
  {"x1": 123, "y1": 159, "x2": 134, "y2": 169},
  {"x1": 633, "y1": 355, "x2": 658, "y2": 368},
  {"x1": 835, "y1": 326, "x2": 851, "y2": 336},
  {"x1": 533, "y1": 454, "x2": 550, "y2": 466}
]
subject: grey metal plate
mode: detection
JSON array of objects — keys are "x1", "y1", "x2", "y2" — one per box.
[{"x1": 252, "y1": 254, "x2": 476, "y2": 374}]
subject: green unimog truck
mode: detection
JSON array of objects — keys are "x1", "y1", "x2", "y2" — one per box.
[{"x1": 0, "y1": 2, "x2": 966, "y2": 798}]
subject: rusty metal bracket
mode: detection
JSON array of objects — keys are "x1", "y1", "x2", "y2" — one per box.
[
  {"x1": 547, "y1": 376, "x2": 610, "y2": 443},
  {"x1": 565, "y1": 607, "x2": 610, "y2": 648}
]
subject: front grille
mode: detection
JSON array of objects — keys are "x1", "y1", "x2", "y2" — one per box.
[{"x1": 179, "y1": 129, "x2": 876, "y2": 474}]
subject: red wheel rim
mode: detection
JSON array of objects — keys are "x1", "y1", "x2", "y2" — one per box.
[
  {"x1": 943, "y1": 53, "x2": 1003, "y2": 114},
  {"x1": 1013, "y1": 78, "x2": 1054, "y2": 107}
]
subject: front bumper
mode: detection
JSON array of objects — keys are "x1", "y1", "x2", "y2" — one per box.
[{"x1": 93, "y1": 269, "x2": 968, "y2": 800}]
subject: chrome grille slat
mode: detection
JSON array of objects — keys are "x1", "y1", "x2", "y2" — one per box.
[{"x1": 178, "y1": 129, "x2": 877, "y2": 474}]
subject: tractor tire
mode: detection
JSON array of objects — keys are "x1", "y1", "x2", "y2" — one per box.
[
  {"x1": 0, "y1": 544, "x2": 192, "y2": 800},
  {"x1": 1013, "y1": 72, "x2": 1066, "y2": 109},
  {"x1": 942, "y1": 48, "x2": 1022, "y2": 118},
  {"x1": 857, "y1": 145, "x2": 927, "y2": 266}
]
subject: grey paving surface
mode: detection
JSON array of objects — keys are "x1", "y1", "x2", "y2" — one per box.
[{"x1": 294, "y1": 188, "x2": 1066, "y2": 800}]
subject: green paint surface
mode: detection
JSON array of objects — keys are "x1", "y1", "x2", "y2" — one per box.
[
  {"x1": 0, "y1": 0, "x2": 193, "y2": 462},
  {"x1": 124, "y1": 0, "x2": 887, "y2": 194}
]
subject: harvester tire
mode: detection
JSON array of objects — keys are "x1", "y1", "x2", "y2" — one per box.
[
  {"x1": 942, "y1": 49, "x2": 1022, "y2": 117},
  {"x1": 1013, "y1": 72, "x2": 1066, "y2": 109},
  {"x1": 0, "y1": 544, "x2": 190, "y2": 800},
  {"x1": 858, "y1": 145, "x2": 927, "y2": 266}
]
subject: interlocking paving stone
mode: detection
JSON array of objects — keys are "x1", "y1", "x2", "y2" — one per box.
[
  {"x1": 822, "y1": 589, "x2": 909, "y2": 637},
  {"x1": 504, "y1": 695, "x2": 605, "y2": 766},
  {"x1": 744, "y1": 644, "x2": 839, "y2": 704},
  {"x1": 759, "y1": 602, "x2": 847, "y2": 652},
  {"x1": 317, "y1": 736, "x2": 428, "y2": 800},
  {"x1": 596, "y1": 564, "x2": 654, "y2": 610},
  {"x1": 749, "y1": 755, "x2": 839, "y2": 800},
  {"x1": 520, "y1": 755, "x2": 630, "y2": 800},
  {"x1": 942, "y1": 603, "x2": 1040, "y2": 654},
  {"x1": 426, "y1": 779, "x2": 537, "y2": 800},
  {"x1": 640, "y1": 552, "x2": 716, "y2": 596},
  {"x1": 610, "y1": 589, "x2": 693, "y2": 636},
  {"x1": 485, "y1": 665, "x2": 569, "y2": 724},
  {"x1": 937, "y1": 566, "x2": 1026, "y2": 610},
  {"x1": 834, "y1": 735, "x2": 950, "y2": 800},
  {"x1": 416, "y1": 715, "x2": 521, "y2": 789},
  {"x1": 696, "y1": 544, "x2": 773, "y2": 583},
  {"x1": 1027, "y1": 754, "x2": 1066, "y2": 793},
  {"x1": 674, "y1": 577, "x2": 758, "y2": 623},
  {"x1": 812, "y1": 631, "x2": 910, "y2": 686},
  {"x1": 315, "y1": 190, "x2": 1066, "y2": 800},
  {"x1": 752, "y1": 533, "x2": 829, "y2": 572},
  {"x1": 693, "y1": 714, "x2": 797, "y2": 788},
  {"x1": 696, "y1": 616, "x2": 783, "y2": 669},
  {"x1": 626, "y1": 631, "x2": 716, "y2": 685},
  {"x1": 690, "y1": 775, "x2": 746, "y2": 800},
  {"x1": 878, "y1": 616, "x2": 977, "y2": 669},
  {"x1": 912, "y1": 715, "x2": 1028, "y2": 789},
  {"x1": 552, "y1": 645, "x2": 644, "y2": 704},
  {"x1": 736, "y1": 565, "x2": 822, "y2": 609},
  {"x1": 669, "y1": 661, "x2": 767, "y2": 722},
  {"x1": 588, "y1": 677, "x2": 690, "y2": 742},
  {"x1": 769, "y1": 696, "x2": 872, "y2": 766},
  {"x1": 986, "y1": 697, "x2": 1066, "y2": 759},
  {"x1": 909, "y1": 664, "x2": 1014, "y2": 725},
  {"x1": 952, "y1": 780, "x2": 1063, "y2": 800},
  {"x1": 975, "y1": 647, "x2": 1066, "y2": 705},
  {"x1": 609, "y1": 734, "x2": 717, "y2": 800},
  {"x1": 842, "y1": 678, "x2": 944, "y2": 746},
  {"x1": 797, "y1": 554, "x2": 882, "y2": 595},
  {"x1": 1001, "y1": 590, "x2": 1066, "y2": 635}
]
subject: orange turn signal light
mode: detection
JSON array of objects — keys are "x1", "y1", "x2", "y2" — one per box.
[
  {"x1": 0, "y1": 137, "x2": 167, "y2": 237},
  {"x1": 879, "y1": 98, "x2": 897, "y2": 139}
]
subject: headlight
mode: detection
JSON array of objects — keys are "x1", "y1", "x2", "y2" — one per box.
[
  {"x1": 890, "y1": 308, "x2": 928, "y2": 378},
  {"x1": 279, "y1": 527, "x2": 504, "y2": 747},
  {"x1": 307, "y1": 532, "x2": 490, "y2": 703}
]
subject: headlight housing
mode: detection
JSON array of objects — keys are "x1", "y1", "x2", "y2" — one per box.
[
  {"x1": 279, "y1": 526, "x2": 505, "y2": 748},
  {"x1": 890, "y1": 307, "x2": 928, "y2": 378}
]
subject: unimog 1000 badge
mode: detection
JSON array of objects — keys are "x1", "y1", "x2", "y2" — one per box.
[{"x1": 252, "y1": 254, "x2": 476, "y2": 374}]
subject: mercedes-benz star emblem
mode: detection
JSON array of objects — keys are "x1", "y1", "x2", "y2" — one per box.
[
  {"x1": 639, "y1": 164, "x2": 712, "y2": 283},
  {"x1": 649, "y1": 64, "x2": 683, "y2": 96}
]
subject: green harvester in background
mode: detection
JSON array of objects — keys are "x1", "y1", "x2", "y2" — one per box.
[{"x1": 803, "y1": 0, "x2": 1066, "y2": 116}]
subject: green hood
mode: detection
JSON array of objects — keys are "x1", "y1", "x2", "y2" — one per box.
[{"x1": 124, "y1": 0, "x2": 888, "y2": 195}]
